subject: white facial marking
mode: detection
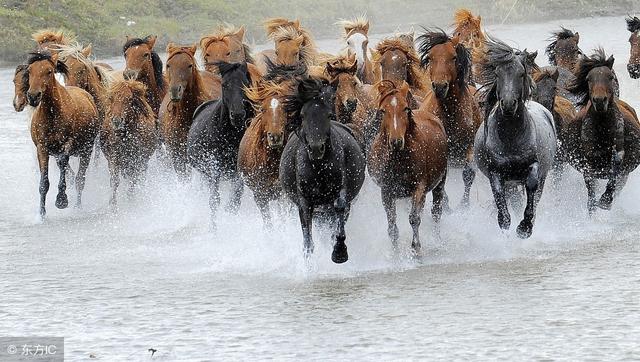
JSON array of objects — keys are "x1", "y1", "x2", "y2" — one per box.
[
  {"x1": 392, "y1": 54, "x2": 399, "y2": 61},
  {"x1": 270, "y1": 98, "x2": 279, "y2": 110},
  {"x1": 391, "y1": 96, "x2": 398, "y2": 130},
  {"x1": 346, "y1": 33, "x2": 367, "y2": 68}
]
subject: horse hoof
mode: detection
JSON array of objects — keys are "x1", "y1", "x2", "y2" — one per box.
[
  {"x1": 411, "y1": 243, "x2": 423, "y2": 258},
  {"x1": 331, "y1": 242, "x2": 348, "y2": 264},
  {"x1": 498, "y1": 215, "x2": 511, "y2": 230},
  {"x1": 598, "y1": 196, "x2": 613, "y2": 210},
  {"x1": 55, "y1": 194, "x2": 68, "y2": 209},
  {"x1": 516, "y1": 221, "x2": 533, "y2": 239}
]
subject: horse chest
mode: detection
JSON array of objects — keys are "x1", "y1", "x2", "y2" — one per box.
[{"x1": 297, "y1": 162, "x2": 343, "y2": 203}]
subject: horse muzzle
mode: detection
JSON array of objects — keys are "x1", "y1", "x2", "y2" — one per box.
[
  {"x1": 13, "y1": 95, "x2": 27, "y2": 112},
  {"x1": 627, "y1": 63, "x2": 640, "y2": 79},
  {"x1": 123, "y1": 69, "x2": 140, "y2": 81},
  {"x1": 170, "y1": 86, "x2": 184, "y2": 102},
  {"x1": 267, "y1": 132, "x2": 284, "y2": 148},
  {"x1": 499, "y1": 98, "x2": 518, "y2": 116},
  {"x1": 230, "y1": 110, "x2": 247, "y2": 128},
  {"x1": 389, "y1": 137, "x2": 405, "y2": 151},
  {"x1": 27, "y1": 92, "x2": 42, "y2": 107},
  {"x1": 307, "y1": 143, "x2": 326, "y2": 160},
  {"x1": 432, "y1": 82, "x2": 450, "y2": 99},
  {"x1": 591, "y1": 96, "x2": 609, "y2": 113}
]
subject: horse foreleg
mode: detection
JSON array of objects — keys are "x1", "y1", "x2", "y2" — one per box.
[
  {"x1": 517, "y1": 162, "x2": 541, "y2": 239},
  {"x1": 255, "y1": 193, "x2": 272, "y2": 229},
  {"x1": 489, "y1": 172, "x2": 510, "y2": 230},
  {"x1": 36, "y1": 146, "x2": 50, "y2": 219},
  {"x1": 75, "y1": 152, "x2": 91, "y2": 208},
  {"x1": 55, "y1": 155, "x2": 70, "y2": 209},
  {"x1": 599, "y1": 150, "x2": 624, "y2": 210},
  {"x1": 431, "y1": 172, "x2": 447, "y2": 236},
  {"x1": 226, "y1": 174, "x2": 244, "y2": 214},
  {"x1": 381, "y1": 190, "x2": 399, "y2": 249},
  {"x1": 409, "y1": 183, "x2": 427, "y2": 256},
  {"x1": 583, "y1": 172, "x2": 597, "y2": 215},
  {"x1": 461, "y1": 148, "x2": 476, "y2": 207},
  {"x1": 107, "y1": 158, "x2": 120, "y2": 208},
  {"x1": 206, "y1": 172, "x2": 221, "y2": 231},
  {"x1": 298, "y1": 197, "x2": 314, "y2": 259},
  {"x1": 331, "y1": 189, "x2": 349, "y2": 264}
]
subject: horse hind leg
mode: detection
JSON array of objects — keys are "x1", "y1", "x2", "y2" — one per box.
[
  {"x1": 381, "y1": 190, "x2": 399, "y2": 250},
  {"x1": 517, "y1": 162, "x2": 541, "y2": 239},
  {"x1": 409, "y1": 183, "x2": 428, "y2": 257},
  {"x1": 55, "y1": 155, "x2": 70, "y2": 209},
  {"x1": 583, "y1": 172, "x2": 597, "y2": 215},
  {"x1": 75, "y1": 151, "x2": 91, "y2": 208},
  {"x1": 254, "y1": 193, "x2": 273, "y2": 229},
  {"x1": 431, "y1": 172, "x2": 447, "y2": 239},
  {"x1": 598, "y1": 158, "x2": 623, "y2": 210},
  {"x1": 36, "y1": 147, "x2": 50, "y2": 219},
  {"x1": 206, "y1": 172, "x2": 222, "y2": 231},
  {"x1": 461, "y1": 149, "x2": 476, "y2": 207},
  {"x1": 331, "y1": 189, "x2": 349, "y2": 264},
  {"x1": 226, "y1": 174, "x2": 244, "y2": 214}
]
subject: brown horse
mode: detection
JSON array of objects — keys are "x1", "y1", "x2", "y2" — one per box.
[
  {"x1": 325, "y1": 51, "x2": 372, "y2": 145},
  {"x1": 101, "y1": 80, "x2": 158, "y2": 206},
  {"x1": 32, "y1": 29, "x2": 75, "y2": 52},
  {"x1": 368, "y1": 80, "x2": 447, "y2": 254},
  {"x1": 199, "y1": 25, "x2": 254, "y2": 73},
  {"x1": 417, "y1": 29, "x2": 482, "y2": 207},
  {"x1": 257, "y1": 18, "x2": 328, "y2": 71},
  {"x1": 452, "y1": 9, "x2": 485, "y2": 83},
  {"x1": 13, "y1": 64, "x2": 28, "y2": 112},
  {"x1": 122, "y1": 35, "x2": 167, "y2": 116},
  {"x1": 238, "y1": 81, "x2": 295, "y2": 227},
  {"x1": 160, "y1": 43, "x2": 218, "y2": 178},
  {"x1": 372, "y1": 36, "x2": 429, "y2": 101},
  {"x1": 565, "y1": 49, "x2": 640, "y2": 214},
  {"x1": 626, "y1": 16, "x2": 640, "y2": 78},
  {"x1": 337, "y1": 15, "x2": 375, "y2": 84},
  {"x1": 25, "y1": 51, "x2": 99, "y2": 218}
]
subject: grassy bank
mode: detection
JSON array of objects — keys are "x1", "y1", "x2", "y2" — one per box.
[{"x1": 0, "y1": 0, "x2": 637, "y2": 63}]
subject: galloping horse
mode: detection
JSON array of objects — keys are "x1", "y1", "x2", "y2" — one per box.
[
  {"x1": 452, "y1": 8, "x2": 485, "y2": 83},
  {"x1": 32, "y1": 29, "x2": 75, "y2": 52},
  {"x1": 256, "y1": 18, "x2": 318, "y2": 71},
  {"x1": 565, "y1": 49, "x2": 640, "y2": 213},
  {"x1": 187, "y1": 62, "x2": 255, "y2": 229},
  {"x1": 199, "y1": 25, "x2": 254, "y2": 73},
  {"x1": 160, "y1": 43, "x2": 219, "y2": 178},
  {"x1": 122, "y1": 35, "x2": 167, "y2": 116},
  {"x1": 474, "y1": 38, "x2": 557, "y2": 238},
  {"x1": 13, "y1": 64, "x2": 29, "y2": 112},
  {"x1": 280, "y1": 78, "x2": 366, "y2": 263},
  {"x1": 417, "y1": 29, "x2": 482, "y2": 207},
  {"x1": 337, "y1": 15, "x2": 375, "y2": 84},
  {"x1": 544, "y1": 28, "x2": 582, "y2": 102},
  {"x1": 101, "y1": 80, "x2": 158, "y2": 206},
  {"x1": 372, "y1": 36, "x2": 428, "y2": 101},
  {"x1": 25, "y1": 51, "x2": 99, "y2": 218},
  {"x1": 626, "y1": 16, "x2": 640, "y2": 78},
  {"x1": 325, "y1": 51, "x2": 372, "y2": 145},
  {"x1": 368, "y1": 80, "x2": 447, "y2": 254}
]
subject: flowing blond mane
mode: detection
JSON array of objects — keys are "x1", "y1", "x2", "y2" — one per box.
[
  {"x1": 270, "y1": 26, "x2": 318, "y2": 66},
  {"x1": 53, "y1": 42, "x2": 113, "y2": 87},
  {"x1": 336, "y1": 15, "x2": 370, "y2": 38},
  {"x1": 32, "y1": 29, "x2": 76, "y2": 46}
]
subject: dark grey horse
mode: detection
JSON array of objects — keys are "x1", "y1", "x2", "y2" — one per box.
[
  {"x1": 280, "y1": 79, "x2": 366, "y2": 263},
  {"x1": 187, "y1": 62, "x2": 254, "y2": 229},
  {"x1": 474, "y1": 37, "x2": 557, "y2": 238}
]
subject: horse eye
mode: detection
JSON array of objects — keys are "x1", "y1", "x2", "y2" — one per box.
[
  {"x1": 144, "y1": 53, "x2": 150, "y2": 58},
  {"x1": 188, "y1": 64, "x2": 193, "y2": 68},
  {"x1": 226, "y1": 52, "x2": 231, "y2": 56},
  {"x1": 205, "y1": 53, "x2": 210, "y2": 57},
  {"x1": 166, "y1": 65, "x2": 170, "y2": 69}
]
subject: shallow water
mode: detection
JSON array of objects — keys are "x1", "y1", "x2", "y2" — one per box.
[{"x1": 1, "y1": 16, "x2": 639, "y2": 361}]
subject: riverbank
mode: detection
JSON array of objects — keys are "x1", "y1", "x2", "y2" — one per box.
[{"x1": 0, "y1": 0, "x2": 637, "y2": 63}]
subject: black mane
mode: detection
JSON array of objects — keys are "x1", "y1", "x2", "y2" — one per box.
[
  {"x1": 283, "y1": 77, "x2": 334, "y2": 133},
  {"x1": 627, "y1": 16, "x2": 640, "y2": 33},
  {"x1": 479, "y1": 36, "x2": 534, "y2": 119},
  {"x1": 263, "y1": 56, "x2": 308, "y2": 82},
  {"x1": 123, "y1": 36, "x2": 164, "y2": 90},
  {"x1": 567, "y1": 48, "x2": 615, "y2": 106},
  {"x1": 545, "y1": 27, "x2": 578, "y2": 66},
  {"x1": 416, "y1": 28, "x2": 471, "y2": 88},
  {"x1": 26, "y1": 51, "x2": 68, "y2": 75},
  {"x1": 213, "y1": 61, "x2": 248, "y2": 79}
]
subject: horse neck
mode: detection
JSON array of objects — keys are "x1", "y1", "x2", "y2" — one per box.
[
  {"x1": 85, "y1": 69, "x2": 108, "y2": 113},
  {"x1": 555, "y1": 56, "x2": 576, "y2": 71},
  {"x1": 439, "y1": 82, "x2": 466, "y2": 113},
  {"x1": 493, "y1": 102, "x2": 531, "y2": 143},
  {"x1": 139, "y1": 67, "x2": 163, "y2": 112},
  {"x1": 41, "y1": 78, "x2": 70, "y2": 119},
  {"x1": 587, "y1": 101, "x2": 620, "y2": 127}
]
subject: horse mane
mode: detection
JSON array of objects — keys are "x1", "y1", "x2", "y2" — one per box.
[
  {"x1": 532, "y1": 66, "x2": 558, "y2": 83},
  {"x1": 32, "y1": 29, "x2": 75, "y2": 46},
  {"x1": 545, "y1": 27, "x2": 578, "y2": 66},
  {"x1": 263, "y1": 57, "x2": 308, "y2": 82},
  {"x1": 108, "y1": 79, "x2": 155, "y2": 119},
  {"x1": 627, "y1": 16, "x2": 640, "y2": 33},
  {"x1": 269, "y1": 25, "x2": 318, "y2": 67},
  {"x1": 416, "y1": 28, "x2": 471, "y2": 88},
  {"x1": 54, "y1": 42, "x2": 113, "y2": 87},
  {"x1": 336, "y1": 15, "x2": 369, "y2": 37},
  {"x1": 26, "y1": 51, "x2": 69, "y2": 75},
  {"x1": 214, "y1": 61, "x2": 247, "y2": 78},
  {"x1": 478, "y1": 36, "x2": 535, "y2": 118},
  {"x1": 123, "y1": 36, "x2": 165, "y2": 90},
  {"x1": 567, "y1": 48, "x2": 615, "y2": 106},
  {"x1": 15, "y1": 64, "x2": 27, "y2": 76},
  {"x1": 283, "y1": 77, "x2": 334, "y2": 132},
  {"x1": 199, "y1": 24, "x2": 254, "y2": 64},
  {"x1": 374, "y1": 37, "x2": 425, "y2": 91},
  {"x1": 325, "y1": 51, "x2": 359, "y2": 77}
]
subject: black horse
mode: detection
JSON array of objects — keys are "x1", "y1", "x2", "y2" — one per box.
[
  {"x1": 565, "y1": 49, "x2": 640, "y2": 214},
  {"x1": 187, "y1": 62, "x2": 254, "y2": 229},
  {"x1": 474, "y1": 37, "x2": 557, "y2": 238},
  {"x1": 280, "y1": 78, "x2": 366, "y2": 263}
]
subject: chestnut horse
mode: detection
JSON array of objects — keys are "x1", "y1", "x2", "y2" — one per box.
[
  {"x1": 372, "y1": 36, "x2": 428, "y2": 101},
  {"x1": 101, "y1": 80, "x2": 158, "y2": 206},
  {"x1": 325, "y1": 51, "x2": 372, "y2": 146},
  {"x1": 199, "y1": 25, "x2": 254, "y2": 73},
  {"x1": 544, "y1": 28, "x2": 583, "y2": 102},
  {"x1": 417, "y1": 29, "x2": 482, "y2": 207},
  {"x1": 13, "y1": 64, "x2": 28, "y2": 112},
  {"x1": 337, "y1": 15, "x2": 375, "y2": 84},
  {"x1": 25, "y1": 51, "x2": 99, "y2": 218},
  {"x1": 565, "y1": 49, "x2": 640, "y2": 214},
  {"x1": 257, "y1": 18, "x2": 326, "y2": 72},
  {"x1": 32, "y1": 29, "x2": 75, "y2": 52},
  {"x1": 452, "y1": 8, "x2": 485, "y2": 83},
  {"x1": 160, "y1": 43, "x2": 219, "y2": 178},
  {"x1": 368, "y1": 80, "x2": 447, "y2": 254},
  {"x1": 626, "y1": 16, "x2": 640, "y2": 78},
  {"x1": 122, "y1": 35, "x2": 167, "y2": 116}
]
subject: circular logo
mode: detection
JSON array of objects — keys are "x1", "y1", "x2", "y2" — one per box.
[{"x1": 6, "y1": 344, "x2": 17, "y2": 355}]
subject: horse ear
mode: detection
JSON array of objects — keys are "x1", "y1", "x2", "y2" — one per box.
[
  {"x1": 188, "y1": 44, "x2": 198, "y2": 56},
  {"x1": 363, "y1": 22, "x2": 370, "y2": 34},
  {"x1": 347, "y1": 58, "x2": 358, "y2": 75},
  {"x1": 551, "y1": 68, "x2": 560, "y2": 82},
  {"x1": 81, "y1": 44, "x2": 92, "y2": 58},
  {"x1": 234, "y1": 26, "x2": 246, "y2": 41},
  {"x1": 126, "y1": 35, "x2": 133, "y2": 43},
  {"x1": 606, "y1": 55, "x2": 615, "y2": 68},
  {"x1": 475, "y1": 15, "x2": 482, "y2": 25},
  {"x1": 574, "y1": 32, "x2": 580, "y2": 43},
  {"x1": 166, "y1": 42, "x2": 177, "y2": 54},
  {"x1": 145, "y1": 35, "x2": 157, "y2": 49},
  {"x1": 326, "y1": 61, "x2": 336, "y2": 77},
  {"x1": 294, "y1": 35, "x2": 304, "y2": 47},
  {"x1": 293, "y1": 19, "x2": 300, "y2": 29}
]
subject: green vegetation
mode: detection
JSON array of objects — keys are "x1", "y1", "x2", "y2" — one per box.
[{"x1": 0, "y1": 0, "x2": 635, "y2": 63}]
